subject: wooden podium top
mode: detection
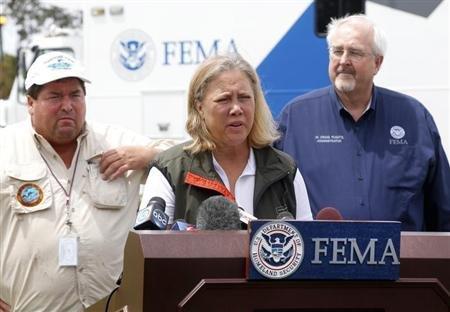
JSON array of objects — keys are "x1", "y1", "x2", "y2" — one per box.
[
  {"x1": 401, "y1": 231, "x2": 450, "y2": 258},
  {"x1": 136, "y1": 230, "x2": 249, "y2": 258},
  {"x1": 130, "y1": 230, "x2": 450, "y2": 258}
]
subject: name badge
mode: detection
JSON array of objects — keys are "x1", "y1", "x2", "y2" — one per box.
[{"x1": 59, "y1": 235, "x2": 78, "y2": 266}]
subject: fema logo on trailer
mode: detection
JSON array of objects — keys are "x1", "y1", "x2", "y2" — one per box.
[
  {"x1": 250, "y1": 222, "x2": 304, "y2": 279},
  {"x1": 111, "y1": 29, "x2": 156, "y2": 81}
]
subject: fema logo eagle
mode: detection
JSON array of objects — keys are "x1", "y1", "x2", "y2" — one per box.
[
  {"x1": 111, "y1": 29, "x2": 156, "y2": 81},
  {"x1": 390, "y1": 126, "x2": 405, "y2": 139},
  {"x1": 250, "y1": 222, "x2": 304, "y2": 279}
]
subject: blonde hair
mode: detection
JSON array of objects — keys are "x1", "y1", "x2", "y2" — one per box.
[{"x1": 185, "y1": 53, "x2": 279, "y2": 154}]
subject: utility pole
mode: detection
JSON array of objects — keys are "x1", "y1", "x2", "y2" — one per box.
[{"x1": 0, "y1": 1, "x2": 6, "y2": 63}]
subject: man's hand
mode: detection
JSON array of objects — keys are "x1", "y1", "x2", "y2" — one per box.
[
  {"x1": 99, "y1": 146, "x2": 160, "y2": 181},
  {"x1": 0, "y1": 298, "x2": 10, "y2": 312}
]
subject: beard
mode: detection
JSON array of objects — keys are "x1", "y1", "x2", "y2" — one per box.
[{"x1": 334, "y1": 75, "x2": 356, "y2": 93}]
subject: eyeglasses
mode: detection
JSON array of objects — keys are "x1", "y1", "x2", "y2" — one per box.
[{"x1": 329, "y1": 47, "x2": 374, "y2": 62}]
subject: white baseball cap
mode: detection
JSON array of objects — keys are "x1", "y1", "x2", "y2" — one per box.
[{"x1": 25, "y1": 51, "x2": 91, "y2": 90}]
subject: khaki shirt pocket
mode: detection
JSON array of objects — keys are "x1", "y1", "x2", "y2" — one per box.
[
  {"x1": 86, "y1": 162, "x2": 128, "y2": 209},
  {"x1": 7, "y1": 164, "x2": 52, "y2": 214}
]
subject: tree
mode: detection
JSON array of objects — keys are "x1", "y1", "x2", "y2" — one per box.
[
  {"x1": 4, "y1": 0, "x2": 82, "y2": 41},
  {"x1": 0, "y1": 0, "x2": 81, "y2": 98},
  {"x1": 0, "y1": 53, "x2": 16, "y2": 99}
]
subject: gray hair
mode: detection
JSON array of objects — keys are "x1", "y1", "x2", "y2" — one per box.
[{"x1": 326, "y1": 14, "x2": 387, "y2": 56}]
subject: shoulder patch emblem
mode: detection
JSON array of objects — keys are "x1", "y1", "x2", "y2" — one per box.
[{"x1": 17, "y1": 183, "x2": 44, "y2": 207}]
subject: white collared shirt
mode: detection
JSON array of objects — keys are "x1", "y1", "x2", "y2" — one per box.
[{"x1": 0, "y1": 120, "x2": 154, "y2": 311}]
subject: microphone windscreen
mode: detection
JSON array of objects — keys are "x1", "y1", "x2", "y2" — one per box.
[
  {"x1": 196, "y1": 195, "x2": 241, "y2": 230},
  {"x1": 316, "y1": 207, "x2": 344, "y2": 220},
  {"x1": 147, "y1": 196, "x2": 166, "y2": 211}
]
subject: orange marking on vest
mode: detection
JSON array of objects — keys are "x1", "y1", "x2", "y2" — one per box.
[{"x1": 185, "y1": 172, "x2": 235, "y2": 202}]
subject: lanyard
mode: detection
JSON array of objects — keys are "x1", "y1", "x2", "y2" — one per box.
[{"x1": 39, "y1": 146, "x2": 82, "y2": 233}]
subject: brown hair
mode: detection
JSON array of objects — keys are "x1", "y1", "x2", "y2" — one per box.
[{"x1": 26, "y1": 78, "x2": 86, "y2": 99}]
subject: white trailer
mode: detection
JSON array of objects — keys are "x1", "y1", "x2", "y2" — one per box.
[{"x1": 3, "y1": 0, "x2": 449, "y2": 154}]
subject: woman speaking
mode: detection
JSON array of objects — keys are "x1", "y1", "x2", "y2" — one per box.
[{"x1": 138, "y1": 54, "x2": 312, "y2": 224}]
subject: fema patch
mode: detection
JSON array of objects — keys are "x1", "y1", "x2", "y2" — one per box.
[
  {"x1": 250, "y1": 222, "x2": 304, "y2": 279},
  {"x1": 17, "y1": 183, "x2": 44, "y2": 207},
  {"x1": 390, "y1": 126, "x2": 405, "y2": 139},
  {"x1": 389, "y1": 126, "x2": 408, "y2": 145},
  {"x1": 111, "y1": 29, "x2": 156, "y2": 81}
]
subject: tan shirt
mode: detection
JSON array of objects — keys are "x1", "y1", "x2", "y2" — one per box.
[{"x1": 0, "y1": 121, "x2": 153, "y2": 311}]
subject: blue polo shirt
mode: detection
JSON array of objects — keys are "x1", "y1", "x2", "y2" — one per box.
[{"x1": 276, "y1": 85, "x2": 450, "y2": 231}]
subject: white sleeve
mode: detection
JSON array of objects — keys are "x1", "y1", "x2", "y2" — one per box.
[
  {"x1": 293, "y1": 168, "x2": 313, "y2": 220},
  {"x1": 139, "y1": 167, "x2": 176, "y2": 223}
]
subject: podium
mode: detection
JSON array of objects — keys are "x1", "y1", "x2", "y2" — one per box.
[
  {"x1": 399, "y1": 232, "x2": 450, "y2": 290},
  {"x1": 90, "y1": 230, "x2": 449, "y2": 311},
  {"x1": 102, "y1": 230, "x2": 249, "y2": 312},
  {"x1": 179, "y1": 278, "x2": 448, "y2": 311}
]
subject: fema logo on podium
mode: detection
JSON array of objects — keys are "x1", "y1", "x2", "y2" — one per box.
[{"x1": 250, "y1": 221, "x2": 304, "y2": 279}]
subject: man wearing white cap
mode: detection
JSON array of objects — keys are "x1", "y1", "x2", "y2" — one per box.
[{"x1": 0, "y1": 52, "x2": 170, "y2": 311}]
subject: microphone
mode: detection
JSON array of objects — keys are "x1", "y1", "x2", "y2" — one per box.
[
  {"x1": 170, "y1": 219, "x2": 196, "y2": 231},
  {"x1": 134, "y1": 197, "x2": 169, "y2": 230},
  {"x1": 315, "y1": 207, "x2": 344, "y2": 220},
  {"x1": 238, "y1": 207, "x2": 257, "y2": 226},
  {"x1": 275, "y1": 205, "x2": 295, "y2": 220},
  {"x1": 196, "y1": 195, "x2": 241, "y2": 230},
  {"x1": 277, "y1": 210, "x2": 295, "y2": 220}
]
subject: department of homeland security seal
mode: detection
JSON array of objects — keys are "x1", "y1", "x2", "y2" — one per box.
[
  {"x1": 17, "y1": 183, "x2": 44, "y2": 207},
  {"x1": 111, "y1": 29, "x2": 157, "y2": 81},
  {"x1": 250, "y1": 221, "x2": 304, "y2": 279}
]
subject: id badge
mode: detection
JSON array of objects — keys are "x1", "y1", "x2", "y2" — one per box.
[{"x1": 59, "y1": 235, "x2": 78, "y2": 266}]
